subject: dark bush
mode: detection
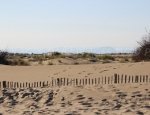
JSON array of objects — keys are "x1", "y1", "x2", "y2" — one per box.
[
  {"x1": 0, "y1": 51, "x2": 9, "y2": 65},
  {"x1": 89, "y1": 59, "x2": 98, "y2": 62},
  {"x1": 52, "y1": 52, "x2": 61, "y2": 56},
  {"x1": 133, "y1": 33, "x2": 150, "y2": 61}
]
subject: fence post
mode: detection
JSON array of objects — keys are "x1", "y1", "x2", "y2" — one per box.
[
  {"x1": 114, "y1": 74, "x2": 118, "y2": 84},
  {"x1": 121, "y1": 74, "x2": 123, "y2": 84},
  {"x1": 46, "y1": 81, "x2": 49, "y2": 87},
  {"x1": 104, "y1": 76, "x2": 106, "y2": 84},
  {"x1": 129, "y1": 76, "x2": 131, "y2": 83},
  {"x1": 36, "y1": 82, "x2": 38, "y2": 87},
  {"x1": 101, "y1": 76, "x2": 103, "y2": 84},
  {"x1": 143, "y1": 75, "x2": 145, "y2": 83},
  {"x1": 7, "y1": 82, "x2": 9, "y2": 88},
  {"x1": 2, "y1": 81, "x2": 6, "y2": 88},
  {"x1": 11, "y1": 81, "x2": 13, "y2": 88},
  {"x1": 108, "y1": 77, "x2": 110, "y2": 84},
  {"x1": 85, "y1": 78, "x2": 87, "y2": 85},
  {"x1": 92, "y1": 78, "x2": 94, "y2": 85},
  {"x1": 146, "y1": 75, "x2": 148, "y2": 83},
  {"x1": 22, "y1": 82, "x2": 24, "y2": 88},
  {"x1": 111, "y1": 76, "x2": 113, "y2": 84},
  {"x1": 140, "y1": 75, "x2": 142, "y2": 83},
  {"x1": 9, "y1": 82, "x2": 11, "y2": 88},
  {"x1": 70, "y1": 78, "x2": 73, "y2": 86},
  {"x1": 82, "y1": 78, "x2": 85, "y2": 86},
  {"x1": 19, "y1": 82, "x2": 21, "y2": 88},
  {"x1": 125, "y1": 75, "x2": 127, "y2": 83},
  {"x1": 117, "y1": 74, "x2": 120, "y2": 84},
  {"x1": 131, "y1": 76, "x2": 134, "y2": 83},
  {"x1": 14, "y1": 82, "x2": 16, "y2": 88},
  {"x1": 72, "y1": 78, "x2": 74, "y2": 86},
  {"x1": 66, "y1": 78, "x2": 69, "y2": 86},
  {"x1": 135, "y1": 75, "x2": 139, "y2": 83},
  {"x1": 63, "y1": 78, "x2": 65, "y2": 86},
  {"x1": 57, "y1": 78, "x2": 60, "y2": 87},
  {"x1": 88, "y1": 78, "x2": 90, "y2": 85},
  {"x1": 61, "y1": 78, "x2": 63, "y2": 86},
  {"x1": 33, "y1": 82, "x2": 35, "y2": 88},
  {"x1": 98, "y1": 77, "x2": 100, "y2": 85},
  {"x1": 25, "y1": 82, "x2": 27, "y2": 88},
  {"x1": 76, "y1": 78, "x2": 78, "y2": 86}
]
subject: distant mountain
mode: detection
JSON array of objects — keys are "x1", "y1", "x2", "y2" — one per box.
[
  {"x1": 9, "y1": 47, "x2": 134, "y2": 54},
  {"x1": 50, "y1": 47, "x2": 134, "y2": 54}
]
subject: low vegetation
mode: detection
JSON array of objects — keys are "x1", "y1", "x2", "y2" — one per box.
[
  {"x1": 0, "y1": 51, "x2": 30, "y2": 66},
  {"x1": 97, "y1": 55, "x2": 115, "y2": 61},
  {"x1": 0, "y1": 51, "x2": 9, "y2": 65},
  {"x1": 0, "y1": 50, "x2": 134, "y2": 66},
  {"x1": 133, "y1": 32, "x2": 150, "y2": 61}
]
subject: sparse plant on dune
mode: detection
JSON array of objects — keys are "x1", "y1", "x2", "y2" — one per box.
[
  {"x1": 48, "y1": 61, "x2": 53, "y2": 65},
  {"x1": 9, "y1": 59, "x2": 30, "y2": 66},
  {"x1": 97, "y1": 55, "x2": 115, "y2": 61},
  {"x1": 89, "y1": 58, "x2": 98, "y2": 62},
  {"x1": 0, "y1": 50, "x2": 30, "y2": 66},
  {"x1": 74, "y1": 62, "x2": 79, "y2": 65},
  {"x1": 58, "y1": 60, "x2": 62, "y2": 63},
  {"x1": 38, "y1": 60, "x2": 43, "y2": 65}
]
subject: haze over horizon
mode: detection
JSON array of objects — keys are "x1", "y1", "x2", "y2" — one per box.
[{"x1": 0, "y1": 0, "x2": 150, "y2": 53}]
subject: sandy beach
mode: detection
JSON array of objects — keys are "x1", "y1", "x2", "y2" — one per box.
[
  {"x1": 0, "y1": 62, "x2": 150, "y2": 115},
  {"x1": 0, "y1": 62, "x2": 150, "y2": 81},
  {"x1": 1, "y1": 0, "x2": 150, "y2": 114}
]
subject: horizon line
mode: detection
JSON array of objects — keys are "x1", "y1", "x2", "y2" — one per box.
[{"x1": 3, "y1": 47, "x2": 134, "y2": 54}]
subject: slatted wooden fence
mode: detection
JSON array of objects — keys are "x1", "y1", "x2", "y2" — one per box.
[{"x1": 0, "y1": 74, "x2": 150, "y2": 89}]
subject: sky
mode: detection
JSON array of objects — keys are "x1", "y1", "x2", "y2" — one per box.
[{"x1": 0, "y1": 0, "x2": 150, "y2": 53}]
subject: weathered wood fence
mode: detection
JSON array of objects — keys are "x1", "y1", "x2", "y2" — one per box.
[{"x1": 0, "y1": 74, "x2": 150, "y2": 89}]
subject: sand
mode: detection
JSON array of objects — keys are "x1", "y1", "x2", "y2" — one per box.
[
  {"x1": 0, "y1": 62, "x2": 150, "y2": 81},
  {"x1": 0, "y1": 62, "x2": 150, "y2": 115}
]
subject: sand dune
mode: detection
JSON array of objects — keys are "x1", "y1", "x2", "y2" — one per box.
[
  {"x1": 0, "y1": 84, "x2": 149, "y2": 115},
  {"x1": 0, "y1": 62, "x2": 150, "y2": 81},
  {"x1": 0, "y1": 62, "x2": 150, "y2": 115}
]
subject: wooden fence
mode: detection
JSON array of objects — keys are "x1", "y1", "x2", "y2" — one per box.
[{"x1": 0, "y1": 74, "x2": 150, "y2": 89}]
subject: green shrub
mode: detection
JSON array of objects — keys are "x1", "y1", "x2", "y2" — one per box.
[
  {"x1": 97, "y1": 55, "x2": 115, "y2": 61},
  {"x1": 77, "y1": 53, "x2": 96, "y2": 58}
]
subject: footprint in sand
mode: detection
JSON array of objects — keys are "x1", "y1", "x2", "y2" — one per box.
[
  {"x1": 136, "y1": 111, "x2": 144, "y2": 115},
  {"x1": 99, "y1": 70, "x2": 108, "y2": 73},
  {"x1": 76, "y1": 95, "x2": 86, "y2": 100}
]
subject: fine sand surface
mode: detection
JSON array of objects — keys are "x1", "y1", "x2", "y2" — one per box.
[
  {"x1": 0, "y1": 62, "x2": 150, "y2": 115},
  {"x1": 0, "y1": 84, "x2": 149, "y2": 115},
  {"x1": 0, "y1": 62, "x2": 150, "y2": 81}
]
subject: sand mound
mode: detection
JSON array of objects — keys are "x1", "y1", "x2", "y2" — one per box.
[{"x1": 0, "y1": 84, "x2": 149, "y2": 115}]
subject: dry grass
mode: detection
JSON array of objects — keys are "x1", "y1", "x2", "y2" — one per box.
[
  {"x1": 133, "y1": 32, "x2": 150, "y2": 61},
  {"x1": 0, "y1": 51, "x2": 134, "y2": 66}
]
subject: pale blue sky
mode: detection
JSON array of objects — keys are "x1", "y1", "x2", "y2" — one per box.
[{"x1": 0, "y1": 0, "x2": 150, "y2": 53}]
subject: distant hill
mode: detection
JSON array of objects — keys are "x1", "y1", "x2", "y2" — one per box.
[{"x1": 9, "y1": 47, "x2": 134, "y2": 54}]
